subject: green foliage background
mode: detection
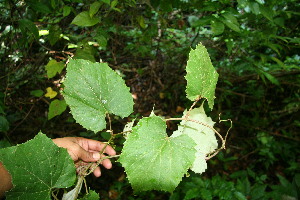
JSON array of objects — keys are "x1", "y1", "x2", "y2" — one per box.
[{"x1": 0, "y1": 0, "x2": 299, "y2": 199}]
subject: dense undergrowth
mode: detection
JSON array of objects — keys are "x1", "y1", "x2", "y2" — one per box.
[{"x1": 0, "y1": 0, "x2": 299, "y2": 199}]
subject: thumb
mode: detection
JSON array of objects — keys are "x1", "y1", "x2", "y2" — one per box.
[{"x1": 76, "y1": 148, "x2": 101, "y2": 162}]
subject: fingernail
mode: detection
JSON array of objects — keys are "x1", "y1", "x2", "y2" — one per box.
[{"x1": 93, "y1": 153, "x2": 100, "y2": 160}]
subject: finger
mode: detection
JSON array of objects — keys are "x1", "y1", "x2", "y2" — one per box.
[
  {"x1": 77, "y1": 138, "x2": 116, "y2": 156},
  {"x1": 72, "y1": 144, "x2": 101, "y2": 163},
  {"x1": 93, "y1": 166, "x2": 101, "y2": 177},
  {"x1": 100, "y1": 155, "x2": 113, "y2": 169}
]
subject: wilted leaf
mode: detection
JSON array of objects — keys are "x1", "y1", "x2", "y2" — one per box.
[
  {"x1": 45, "y1": 87, "x2": 57, "y2": 99},
  {"x1": 171, "y1": 105, "x2": 218, "y2": 174}
]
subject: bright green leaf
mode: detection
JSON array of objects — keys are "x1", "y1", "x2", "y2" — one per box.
[
  {"x1": 48, "y1": 99, "x2": 67, "y2": 120},
  {"x1": 71, "y1": 11, "x2": 100, "y2": 27},
  {"x1": 185, "y1": 43, "x2": 219, "y2": 110},
  {"x1": 19, "y1": 19, "x2": 39, "y2": 39},
  {"x1": 172, "y1": 105, "x2": 218, "y2": 174},
  {"x1": 119, "y1": 115, "x2": 196, "y2": 192},
  {"x1": 63, "y1": 59, "x2": 133, "y2": 132},
  {"x1": 45, "y1": 60, "x2": 65, "y2": 78},
  {"x1": 0, "y1": 132, "x2": 76, "y2": 200}
]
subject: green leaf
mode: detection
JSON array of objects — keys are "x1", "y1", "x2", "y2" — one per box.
[
  {"x1": 74, "y1": 46, "x2": 96, "y2": 62},
  {"x1": 211, "y1": 20, "x2": 224, "y2": 35},
  {"x1": 95, "y1": 35, "x2": 107, "y2": 47},
  {"x1": 63, "y1": 59, "x2": 133, "y2": 132},
  {"x1": 48, "y1": 99, "x2": 67, "y2": 120},
  {"x1": 137, "y1": 16, "x2": 146, "y2": 29},
  {"x1": 30, "y1": 89, "x2": 44, "y2": 97},
  {"x1": 119, "y1": 115, "x2": 196, "y2": 192},
  {"x1": 71, "y1": 11, "x2": 100, "y2": 27},
  {"x1": 78, "y1": 190, "x2": 100, "y2": 200},
  {"x1": 221, "y1": 13, "x2": 240, "y2": 32},
  {"x1": 0, "y1": 132, "x2": 76, "y2": 199},
  {"x1": 19, "y1": 19, "x2": 39, "y2": 40},
  {"x1": 259, "y1": 5, "x2": 274, "y2": 21},
  {"x1": 185, "y1": 43, "x2": 219, "y2": 110},
  {"x1": 45, "y1": 60, "x2": 65, "y2": 78},
  {"x1": 0, "y1": 116, "x2": 9, "y2": 132},
  {"x1": 89, "y1": 1, "x2": 102, "y2": 18},
  {"x1": 63, "y1": 6, "x2": 72, "y2": 17},
  {"x1": 172, "y1": 105, "x2": 218, "y2": 174},
  {"x1": 48, "y1": 25, "x2": 62, "y2": 46},
  {"x1": 262, "y1": 71, "x2": 280, "y2": 86}
]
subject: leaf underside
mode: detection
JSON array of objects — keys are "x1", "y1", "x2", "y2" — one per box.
[
  {"x1": 185, "y1": 43, "x2": 219, "y2": 110},
  {"x1": 119, "y1": 115, "x2": 196, "y2": 193},
  {"x1": 172, "y1": 105, "x2": 218, "y2": 174},
  {"x1": 63, "y1": 59, "x2": 133, "y2": 132},
  {"x1": 0, "y1": 132, "x2": 76, "y2": 200}
]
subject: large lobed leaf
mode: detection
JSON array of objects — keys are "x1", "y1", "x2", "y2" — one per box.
[
  {"x1": 172, "y1": 105, "x2": 218, "y2": 174},
  {"x1": 63, "y1": 59, "x2": 134, "y2": 132},
  {"x1": 0, "y1": 132, "x2": 76, "y2": 200},
  {"x1": 119, "y1": 115, "x2": 196, "y2": 192},
  {"x1": 185, "y1": 43, "x2": 219, "y2": 110}
]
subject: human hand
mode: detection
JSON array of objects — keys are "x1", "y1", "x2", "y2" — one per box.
[{"x1": 52, "y1": 137, "x2": 116, "y2": 177}]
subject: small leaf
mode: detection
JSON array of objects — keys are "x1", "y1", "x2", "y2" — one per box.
[
  {"x1": 185, "y1": 43, "x2": 219, "y2": 110},
  {"x1": 63, "y1": 59, "x2": 133, "y2": 132},
  {"x1": 48, "y1": 25, "x2": 62, "y2": 46},
  {"x1": 63, "y1": 6, "x2": 72, "y2": 17},
  {"x1": 45, "y1": 59, "x2": 65, "y2": 78},
  {"x1": 262, "y1": 71, "x2": 280, "y2": 86},
  {"x1": 119, "y1": 115, "x2": 196, "y2": 192},
  {"x1": 78, "y1": 190, "x2": 100, "y2": 200},
  {"x1": 137, "y1": 16, "x2": 146, "y2": 29},
  {"x1": 62, "y1": 176, "x2": 83, "y2": 200},
  {"x1": 95, "y1": 35, "x2": 107, "y2": 47},
  {"x1": 89, "y1": 1, "x2": 102, "y2": 18},
  {"x1": 221, "y1": 13, "x2": 240, "y2": 32},
  {"x1": 71, "y1": 11, "x2": 100, "y2": 27},
  {"x1": 19, "y1": 19, "x2": 39, "y2": 39},
  {"x1": 211, "y1": 20, "x2": 224, "y2": 35},
  {"x1": 48, "y1": 99, "x2": 67, "y2": 120},
  {"x1": 45, "y1": 87, "x2": 57, "y2": 99},
  {"x1": 0, "y1": 116, "x2": 9, "y2": 132},
  {"x1": 30, "y1": 89, "x2": 44, "y2": 97},
  {"x1": 0, "y1": 132, "x2": 76, "y2": 199},
  {"x1": 171, "y1": 105, "x2": 218, "y2": 174}
]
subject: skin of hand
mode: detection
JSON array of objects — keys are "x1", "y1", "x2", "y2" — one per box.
[
  {"x1": 0, "y1": 137, "x2": 116, "y2": 198},
  {"x1": 52, "y1": 137, "x2": 116, "y2": 177},
  {"x1": 0, "y1": 162, "x2": 13, "y2": 198}
]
